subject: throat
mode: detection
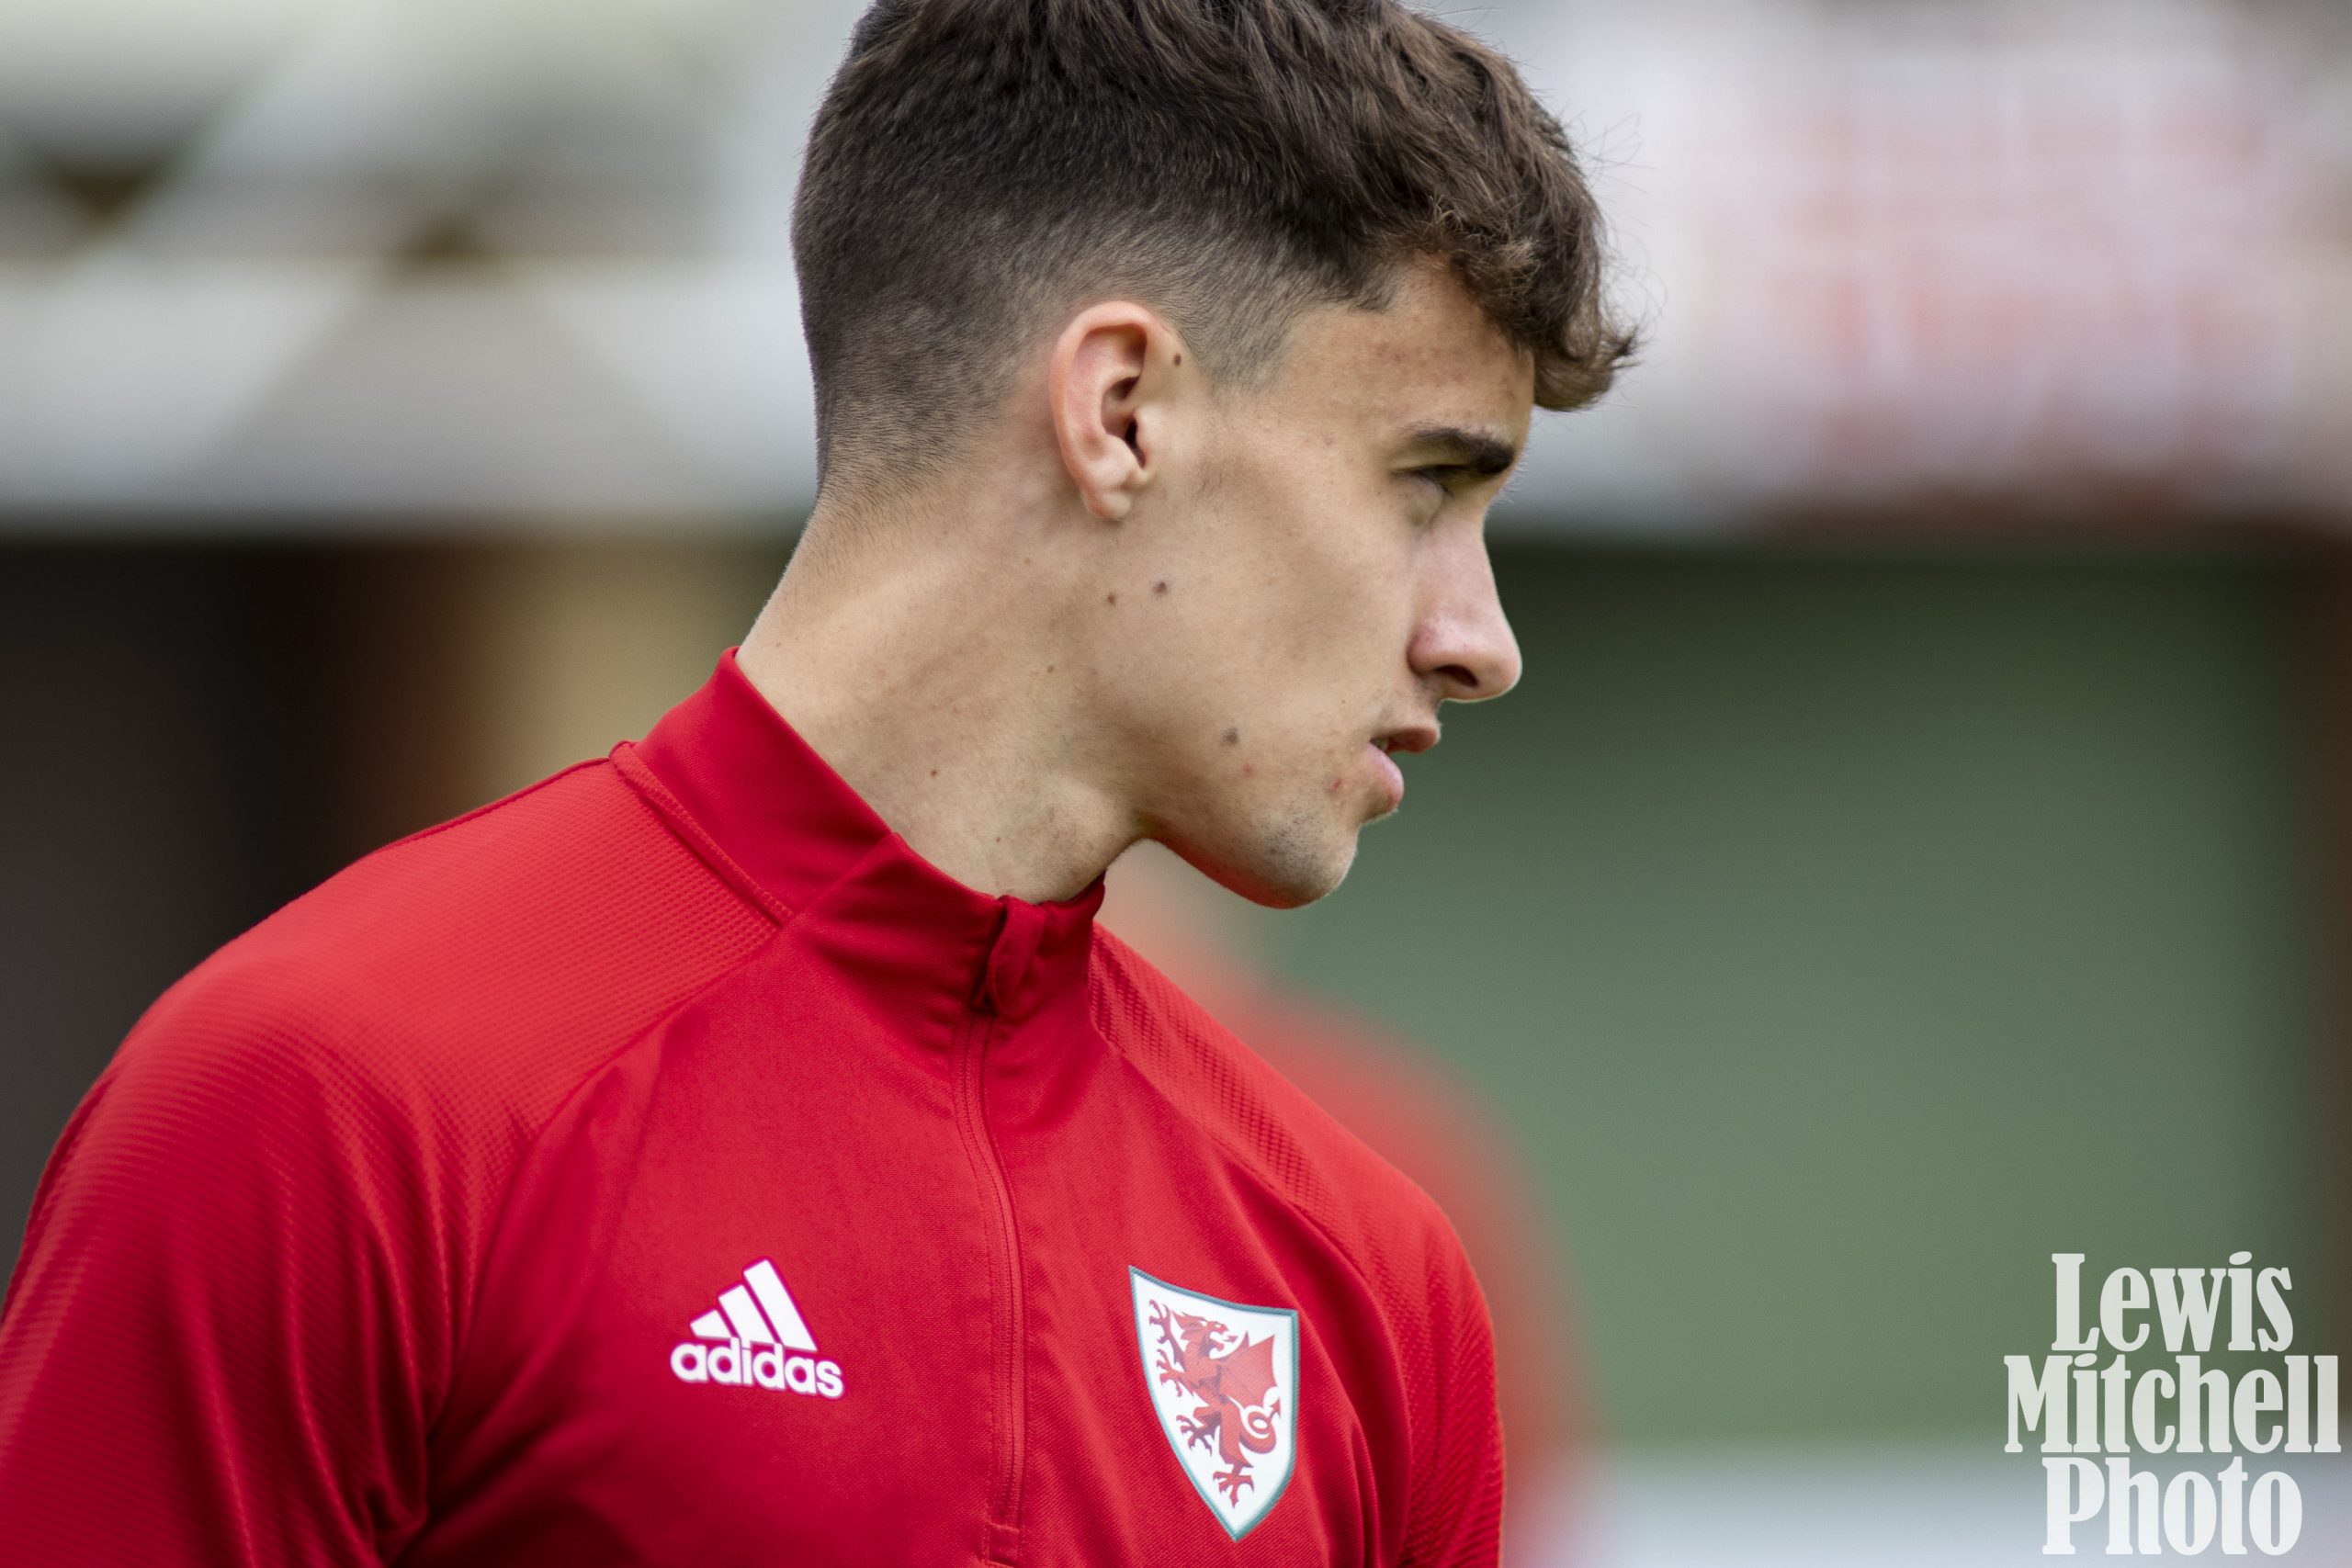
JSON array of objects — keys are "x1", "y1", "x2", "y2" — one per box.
[{"x1": 739, "y1": 641, "x2": 1123, "y2": 904}]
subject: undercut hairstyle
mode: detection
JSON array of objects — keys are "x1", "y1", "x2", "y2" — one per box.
[{"x1": 795, "y1": 0, "x2": 1637, "y2": 495}]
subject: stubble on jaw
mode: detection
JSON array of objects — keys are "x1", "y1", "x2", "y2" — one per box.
[{"x1": 1173, "y1": 777, "x2": 1363, "y2": 909}]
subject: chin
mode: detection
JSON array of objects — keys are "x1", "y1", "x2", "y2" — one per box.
[{"x1": 1171, "y1": 818, "x2": 1358, "y2": 911}]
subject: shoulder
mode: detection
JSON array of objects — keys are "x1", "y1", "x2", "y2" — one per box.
[
  {"x1": 1085, "y1": 927, "x2": 1475, "y2": 1302},
  {"x1": 0, "y1": 757, "x2": 788, "y2": 1545},
  {"x1": 98, "y1": 757, "x2": 778, "y2": 1184}
]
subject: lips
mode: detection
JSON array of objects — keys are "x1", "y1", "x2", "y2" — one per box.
[
  {"x1": 1366, "y1": 740, "x2": 1405, "y2": 809},
  {"x1": 1364, "y1": 723, "x2": 1435, "y2": 812},
  {"x1": 1361, "y1": 721, "x2": 1436, "y2": 813}
]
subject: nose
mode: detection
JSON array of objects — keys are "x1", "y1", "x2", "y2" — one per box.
[{"x1": 1409, "y1": 532, "x2": 1522, "y2": 704}]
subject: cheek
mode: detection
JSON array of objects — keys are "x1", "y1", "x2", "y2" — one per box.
[
  {"x1": 1161, "y1": 446, "x2": 1405, "y2": 727},
  {"x1": 1245, "y1": 488, "x2": 1402, "y2": 631},
  {"x1": 1288, "y1": 535, "x2": 1415, "y2": 674}
]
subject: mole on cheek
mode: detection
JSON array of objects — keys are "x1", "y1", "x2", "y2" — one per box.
[
  {"x1": 1222, "y1": 728, "x2": 1239, "y2": 746},
  {"x1": 1154, "y1": 581, "x2": 1169, "y2": 595},
  {"x1": 1106, "y1": 592, "x2": 1118, "y2": 605}
]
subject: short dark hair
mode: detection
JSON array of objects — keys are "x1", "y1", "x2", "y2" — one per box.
[{"x1": 795, "y1": 0, "x2": 1636, "y2": 492}]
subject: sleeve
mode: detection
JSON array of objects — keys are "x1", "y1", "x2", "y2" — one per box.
[
  {"x1": 1401, "y1": 1225, "x2": 1507, "y2": 1568},
  {"x1": 0, "y1": 992, "x2": 450, "y2": 1564}
]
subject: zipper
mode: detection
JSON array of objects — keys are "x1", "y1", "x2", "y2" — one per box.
[{"x1": 962, "y1": 905, "x2": 1032, "y2": 1565}]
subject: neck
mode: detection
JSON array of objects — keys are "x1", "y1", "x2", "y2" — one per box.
[{"x1": 737, "y1": 497, "x2": 1136, "y2": 903}]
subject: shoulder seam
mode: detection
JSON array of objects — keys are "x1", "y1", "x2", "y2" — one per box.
[
  {"x1": 1089, "y1": 936, "x2": 1433, "y2": 1303},
  {"x1": 1118, "y1": 1043, "x2": 1388, "y2": 1296},
  {"x1": 609, "y1": 743, "x2": 794, "y2": 924}
]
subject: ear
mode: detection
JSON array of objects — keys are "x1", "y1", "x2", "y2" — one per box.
[{"x1": 1047, "y1": 301, "x2": 1183, "y2": 522}]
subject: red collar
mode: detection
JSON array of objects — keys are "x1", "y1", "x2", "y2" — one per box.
[{"x1": 616, "y1": 649, "x2": 1106, "y2": 1025}]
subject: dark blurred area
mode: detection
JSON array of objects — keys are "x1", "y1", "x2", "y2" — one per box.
[{"x1": 1, "y1": 547, "x2": 338, "y2": 1222}]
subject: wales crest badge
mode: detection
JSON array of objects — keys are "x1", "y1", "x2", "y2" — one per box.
[{"x1": 1128, "y1": 1266, "x2": 1299, "y2": 1540}]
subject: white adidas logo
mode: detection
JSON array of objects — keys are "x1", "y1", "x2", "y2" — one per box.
[{"x1": 669, "y1": 1258, "x2": 845, "y2": 1399}]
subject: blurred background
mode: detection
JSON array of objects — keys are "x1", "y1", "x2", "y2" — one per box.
[{"x1": 4, "y1": 0, "x2": 2350, "y2": 1561}]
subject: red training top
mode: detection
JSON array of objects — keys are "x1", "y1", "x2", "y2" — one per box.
[{"x1": 0, "y1": 651, "x2": 1502, "y2": 1566}]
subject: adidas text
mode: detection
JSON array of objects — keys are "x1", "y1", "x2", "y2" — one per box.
[{"x1": 670, "y1": 1340, "x2": 844, "y2": 1398}]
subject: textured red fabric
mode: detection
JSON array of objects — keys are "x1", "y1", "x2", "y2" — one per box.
[
  {"x1": 1198, "y1": 984, "x2": 1583, "y2": 1558},
  {"x1": 1202, "y1": 987, "x2": 1580, "y2": 1457},
  {"x1": 0, "y1": 650, "x2": 1501, "y2": 1566}
]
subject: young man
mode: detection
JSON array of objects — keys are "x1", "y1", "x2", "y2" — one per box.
[{"x1": 0, "y1": 2, "x2": 1631, "y2": 1562}]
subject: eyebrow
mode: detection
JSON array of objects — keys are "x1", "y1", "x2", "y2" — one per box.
[{"x1": 1400, "y1": 424, "x2": 1521, "y2": 478}]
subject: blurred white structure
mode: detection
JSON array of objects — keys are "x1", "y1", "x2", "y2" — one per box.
[
  {"x1": 0, "y1": 0, "x2": 2345, "y2": 528},
  {"x1": 1571, "y1": 1447, "x2": 2352, "y2": 1566}
]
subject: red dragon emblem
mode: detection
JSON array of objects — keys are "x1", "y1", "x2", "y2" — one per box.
[{"x1": 1148, "y1": 1299, "x2": 1283, "y2": 1502}]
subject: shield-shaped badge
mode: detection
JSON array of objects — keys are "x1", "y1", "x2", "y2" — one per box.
[{"x1": 1129, "y1": 1266, "x2": 1300, "y2": 1540}]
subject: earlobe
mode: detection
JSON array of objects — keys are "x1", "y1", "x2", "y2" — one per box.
[{"x1": 1048, "y1": 303, "x2": 1168, "y2": 523}]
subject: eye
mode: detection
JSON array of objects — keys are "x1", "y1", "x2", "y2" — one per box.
[{"x1": 1397, "y1": 468, "x2": 1456, "y2": 526}]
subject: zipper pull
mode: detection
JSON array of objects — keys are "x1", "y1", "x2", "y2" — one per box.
[{"x1": 971, "y1": 897, "x2": 1046, "y2": 1015}]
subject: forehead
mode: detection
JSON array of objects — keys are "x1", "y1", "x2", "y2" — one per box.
[{"x1": 1264, "y1": 260, "x2": 1535, "y2": 447}]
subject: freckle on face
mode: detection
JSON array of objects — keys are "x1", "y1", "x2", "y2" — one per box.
[
  {"x1": 1106, "y1": 592, "x2": 1117, "y2": 605},
  {"x1": 1154, "y1": 581, "x2": 1168, "y2": 595},
  {"x1": 1222, "y1": 728, "x2": 1239, "y2": 746}
]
